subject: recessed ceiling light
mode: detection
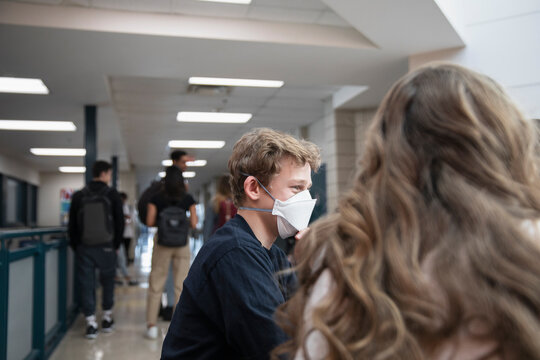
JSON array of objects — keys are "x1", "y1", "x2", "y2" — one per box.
[
  {"x1": 0, "y1": 120, "x2": 76, "y2": 131},
  {"x1": 168, "y1": 140, "x2": 225, "y2": 149},
  {"x1": 187, "y1": 160, "x2": 207, "y2": 167},
  {"x1": 0, "y1": 77, "x2": 49, "y2": 94},
  {"x1": 159, "y1": 171, "x2": 166, "y2": 178},
  {"x1": 162, "y1": 159, "x2": 207, "y2": 167},
  {"x1": 177, "y1": 112, "x2": 252, "y2": 124},
  {"x1": 189, "y1": 77, "x2": 283, "y2": 88},
  {"x1": 59, "y1": 166, "x2": 86, "y2": 173},
  {"x1": 197, "y1": 0, "x2": 251, "y2": 4},
  {"x1": 31, "y1": 148, "x2": 86, "y2": 156},
  {"x1": 183, "y1": 171, "x2": 196, "y2": 178}
]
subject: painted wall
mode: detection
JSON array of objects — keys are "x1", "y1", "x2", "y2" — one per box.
[
  {"x1": 305, "y1": 100, "x2": 377, "y2": 211},
  {"x1": 0, "y1": 153, "x2": 39, "y2": 185},
  {"x1": 38, "y1": 172, "x2": 84, "y2": 227},
  {"x1": 117, "y1": 171, "x2": 137, "y2": 208},
  {"x1": 37, "y1": 170, "x2": 137, "y2": 227},
  {"x1": 410, "y1": 0, "x2": 540, "y2": 119}
]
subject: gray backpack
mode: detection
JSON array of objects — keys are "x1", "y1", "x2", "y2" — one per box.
[
  {"x1": 77, "y1": 186, "x2": 114, "y2": 246},
  {"x1": 157, "y1": 201, "x2": 189, "y2": 247}
]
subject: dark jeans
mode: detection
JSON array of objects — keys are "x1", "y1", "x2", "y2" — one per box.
[
  {"x1": 76, "y1": 245, "x2": 117, "y2": 317},
  {"x1": 123, "y1": 237, "x2": 132, "y2": 261}
]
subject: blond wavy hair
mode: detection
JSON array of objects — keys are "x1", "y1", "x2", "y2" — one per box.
[
  {"x1": 228, "y1": 128, "x2": 321, "y2": 206},
  {"x1": 274, "y1": 63, "x2": 540, "y2": 359}
]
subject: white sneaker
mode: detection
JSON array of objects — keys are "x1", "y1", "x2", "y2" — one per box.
[{"x1": 146, "y1": 326, "x2": 158, "y2": 339}]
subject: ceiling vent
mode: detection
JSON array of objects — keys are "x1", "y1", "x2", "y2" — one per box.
[{"x1": 187, "y1": 84, "x2": 232, "y2": 96}]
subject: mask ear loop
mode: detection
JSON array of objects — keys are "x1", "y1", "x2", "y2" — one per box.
[{"x1": 238, "y1": 172, "x2": 274, "y2": 213}]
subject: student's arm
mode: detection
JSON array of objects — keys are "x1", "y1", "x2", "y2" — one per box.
[
  {"x1": 111, "y1": 190, "x2": 125, "y2": 249},
  {"x1": 147, "y1": 203, "x2": 157, "y2": 227},
  {"x1": 68, "y1": 192, "x2": 81, "y2": 249},
  {"x1": 189, "y1": 204, "x2": 198, "y2": 229},
  {"x1": 293, "y1": 270, "x2": 333, "y2": 360},
  {"x1": 210, "y1": 248, "x2": 288, "y2": 359}
]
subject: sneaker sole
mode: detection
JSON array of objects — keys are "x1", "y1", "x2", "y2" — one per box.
[
  {"x1": 102, "y1": 327, "x2": 114, "y2": 333},
  {"x1": 85, "y1": 334, "x2": 98, "y2": 339}
]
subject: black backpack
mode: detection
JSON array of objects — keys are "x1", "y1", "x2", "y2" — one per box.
[
  {"x1": 157, "y1": 200, "x2": 190, "y2": 247},
  {"x1": 77, "y1": 186, "x2": 114, "y2": 246},
  {"x1": 137, "y1": 180, "x2": 163, "y2": 225}
]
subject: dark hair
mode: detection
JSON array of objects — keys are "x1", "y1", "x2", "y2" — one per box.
[
  {"x1": 119, "y1": 192, "x2": 127, "y2": 200},
  {"x1": 92, "y1": 160, "x2": 112, "y2": 178},
  {"x1": 163, "y1": 166, "x2": 186, "y2": 200},
  {"x1": 170, "y1": 150, "x2": 187, "y2": 161}
]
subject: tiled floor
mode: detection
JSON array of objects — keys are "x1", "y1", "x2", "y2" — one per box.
[{"x1": 50, "y1": 230, "x2": 203, "y2": 360}]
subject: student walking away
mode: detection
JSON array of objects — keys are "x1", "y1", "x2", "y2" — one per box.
[
  {"x1": 161, "y1": 128, "x2": 321, "y2": 360},
  {"x1": 212, "y1": 175, "x2": 237, "y2": 234},
  {"x1": 115, "y1": 193, "x2": 138, "y2": 286},
  {"x1": 120, "y1": 192, "x2": 135, "y2": 264},
  {"x1": 138, "y1": 150, "x2": 192, "y2": 320},
  {"x1": 137, "y1": 150, "x2": 192, "y2": 224},
  {"x1": 145, "y1": 166, "x2": 197, "y2": 340},
  {"x1": 274, "y1": 63, "x2": 540, "y2": 360},
  {"x1": 68, "y1": 160, "x2": 124, "y2": 339}
]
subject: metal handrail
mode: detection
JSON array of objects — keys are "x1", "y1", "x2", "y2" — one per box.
[
  {"x1": 0, "y1": 227, "x2": 66, "y2": 239},
  {"x1": 0, "y1": 227, "x2": 66, "y2": 251},
  {"x1": 0, "y1": 227, "x2": 71, "y2": 360}
]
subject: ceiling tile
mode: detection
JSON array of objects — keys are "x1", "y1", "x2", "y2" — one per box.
[
  {"x1": 91, "y1": 0, "x2": 172, "y2": 13},
  {"x1": 252, "y1": 0, "x2": 328, "y2": 11},
  {"x1": 7, "y1": 0, "x2": 64, "y2": 4},
  {"x1": 248, "y1": 6, "x2": 321, "y2": 24},
  {"x1": 316, "y1": 11, "x2": 351, "y2": 28},
  {"x1": 171, "y1": 0, "x2": 250, "y2": 18}
]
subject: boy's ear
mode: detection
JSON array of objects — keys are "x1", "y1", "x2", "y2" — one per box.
[{"x1": 243, "y1": 176, "x2": 261, "y2": 201}]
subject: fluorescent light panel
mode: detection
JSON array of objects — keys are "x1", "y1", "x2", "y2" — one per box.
[
  {"x1": 187, "y1": 160, "x2": 207, "y2": 167},
  {"x1": 177, "y1": 112, "x2": 252, "y2": 124},
  {"x1": 198, "y1": 0, "x2": 251, "y2": 4},
  {"x1": 189, "y1": 77, "x2": 283, "y2": 88},
  {"x1": 59, "y1": 166, "x2": 86, "y2": 173},
  {"x1": 0, "y1": 120, "x2": 76, "y2": 131},
  {"x1": 168, "y1": 140, "x2": 225, "y2": 149},
  {"x1": 159, "y1": 171, "x2": 196, "y2": 178},
  {"x1": 31, "y1": 148, "x2": 86, "y2": 156},
  {"x1": 0, "y1": 77, "x2": 49, "y2": 94},
  {"x1": 162, "y1": 159, "x2": 207, "y2": 167}
]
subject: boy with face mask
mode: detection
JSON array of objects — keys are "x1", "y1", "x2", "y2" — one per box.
[{"x1": 161, "y1": 128, "x2": 321, "y2": 360}]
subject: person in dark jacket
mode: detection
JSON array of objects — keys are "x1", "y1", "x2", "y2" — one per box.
[
  {"x1": 68, "y1": 160, "x2": 124, "y2": 339},
  {"x1": 161, "y1": 128, "x2": 321, "y2": 359}
]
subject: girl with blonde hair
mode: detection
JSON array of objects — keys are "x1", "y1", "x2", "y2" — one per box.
[{"x1": 275, "y1": 63, "x2": 540, "y2": 360}]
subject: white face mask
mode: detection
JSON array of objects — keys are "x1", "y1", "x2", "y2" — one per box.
[{"x1": 239, "y1": 173, "x2": 317, "y2": 238}]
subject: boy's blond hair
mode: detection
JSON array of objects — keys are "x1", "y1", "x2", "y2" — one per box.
[{"x1": 228, "y1": 128, "x2": 321, "y2": 206}]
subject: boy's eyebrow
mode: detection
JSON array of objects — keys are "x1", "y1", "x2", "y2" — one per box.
[{"x1": 288, "y1": 179, "x2": 312, "y2": 188}]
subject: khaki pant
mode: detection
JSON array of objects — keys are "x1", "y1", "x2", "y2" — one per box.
[{"x1": 146, "y1": 241, "x2": 190, "y2": 325}]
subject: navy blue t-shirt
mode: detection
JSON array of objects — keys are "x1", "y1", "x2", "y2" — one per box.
[{"x1": 161, "y1": 215, "x2": 296, "y2": 360}]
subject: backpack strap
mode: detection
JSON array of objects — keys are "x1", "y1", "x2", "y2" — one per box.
[
  {"x1": 82, "y1": 184, "x2": 111, "y2": 197},
  {"x1": 167, "y1": 194, "x2": 186, "y2": 207}
]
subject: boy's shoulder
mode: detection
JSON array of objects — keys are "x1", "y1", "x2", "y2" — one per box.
[{"x1": 192, "y1": 217, "x2": 265, "y2": 274}]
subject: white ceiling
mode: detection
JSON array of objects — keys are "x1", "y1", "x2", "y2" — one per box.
[
  {"x1": 0, "y1": 0, "x2": 463, "y2": 193},
  {"x1": 5, "y1": 0, "x2": 352, "y2": 27}
]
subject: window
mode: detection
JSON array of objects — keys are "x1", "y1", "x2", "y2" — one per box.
[
  {"x1": 5, "y1": 177, "x2": 26, "y2": 227},
  {"x1": 0, "y1": 173, "x2": 39, "y2": 228},
  {"x1": 27, "y1": 184, "x2": 37, "y2": 227}
]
